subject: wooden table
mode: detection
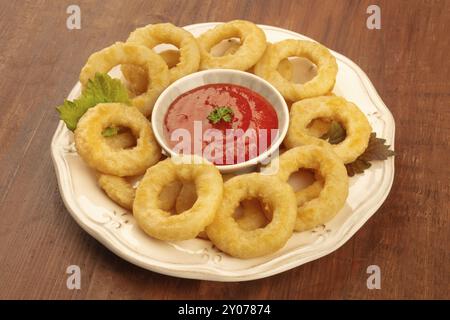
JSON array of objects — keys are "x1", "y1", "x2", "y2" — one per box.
[{"x1": 0, "y1": 0, "x2": 448, "y2": 299}]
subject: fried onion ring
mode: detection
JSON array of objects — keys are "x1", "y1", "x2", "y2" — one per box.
[
  {"x1": 74, "y1": 103, "x2": 161, "y2": 176},
  {"x1": 174, "y1": 182, "x2": 197, "y2": 214},
  {"x1": 197, "y1": 20, "x2": 267, "y2": 70},
  {"x1": 222, "y1": 39, "x2": 241, "y2": 56},
  {"x1": 79, "y1": 42, "x2": 170, "y2": 116},
  {"x1": 254, "y1": 39, "x2": 338, "y2": 101},
  {"x1": 225, "y1": 40, "x2": 291, "y2": 78},
  {"x1": 285, "y1": 96, "x2": 372, "y2": 163},
  {"x1": 220, "y1": 174, "x2": 270, "y2": 230},
  {"x1": 206, "y1": 173, "x2": 296, "y2": 258},
  {"x1": 122, "y1": 23, "x2": 200, "y2": 91},
  {"x1": 173, "y1": 182, "x2": 208, "y2": 239},
  {"x1": 296, "y1": 177, "x2": 324, "y2": 207},
  {"x1": 98, "y1": 174, "x2": 135, "y2": 210},
  {"x1": 221, "y1": 40, "x2": 291, "y2": 78},
  {"x1": 235, "y1": 199, "x2": 271, "y2": 231},
  {"x1": 121, "y1": 49, "x2": 181, "y2": 96},
  {"x1": 98, "y1": 174, "x2": 182, "y2": 211},
  {"x1": 175, "y1": 182, "x2": 269, "y2": 236},
  {"x1": 104, "y1": 131, "x2": 136, "y2": 149},
  {"x1": 277, "y1": 58, "x2": 294, "y2": 81},
  {"x1": 275, "y1": 145, "x2": 348, "y2": 231},
  {"x1": 158, "y1": 180, "x2": 183, "y2": 212},
  {"x1": 174, "y1": 173, "x2": 233, "y2": 214},
  {"x1": 159, "y1": 49, "x2": 181, "y2": 68},
  {"x1": 306, "y1": 118, "x2": 332, "y2": 137},
  {"x1": 174, "y1": 174, "x2": 268, "y2": 240},
  {"x1": 133, "y1": 157, "x2": 223, "y2": 241}
]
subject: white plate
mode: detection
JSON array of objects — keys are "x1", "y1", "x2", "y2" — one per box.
[{"x1": 51, "y1": 23, "x2": 395, "y2": 281}]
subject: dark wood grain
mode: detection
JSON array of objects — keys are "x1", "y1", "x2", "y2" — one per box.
[{"x1": 0, "y1": 0, "x2": 448, "y2": 299}]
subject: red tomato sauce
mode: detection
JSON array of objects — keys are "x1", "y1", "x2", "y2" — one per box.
[{"x1": 164, "y1": 83, "x2": 279, "y2": 165}]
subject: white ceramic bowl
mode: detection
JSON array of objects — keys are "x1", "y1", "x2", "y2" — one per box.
[{"x1": 151, "y1": 69, "x2": 289, "y2": 173}]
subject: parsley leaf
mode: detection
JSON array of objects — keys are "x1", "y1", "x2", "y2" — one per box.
[
  {"x1": 320, "y1": 121, "x2": 395, "y2": 176},
  {"x1": 358, "y1": 133, "x2": 396, "y2": 161},
  {"x1": 207, "y1": 106, "x2": 234, "y2": 124},
  {"x1": 320, "y1": 121, "x2": 346, "y2": 144},
  {"x1": 345, "y1": 133, "x2": 395, "y2": 176},
  {"x1": 345, "y1": 158, "x2": 372, "y2": 177},
  {"x1": 101, "y1": 126, "x2": 119, "y2": 137},
  {"x1": 56, "y1": 73, "x2": 130, "y2": 131}
]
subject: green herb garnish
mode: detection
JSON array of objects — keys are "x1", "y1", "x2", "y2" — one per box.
[
  {"x1": 321, "y1": 122, "x2": 395, "y2": 176},
  {"x1": 56, "y1": 73, "x2": 130, "y2": 131},
  {"x1": 320, "y1": 121, "x2": 346, "y2": 144},
  {"x1": 345, "y1": 133, "x2": 395, "y2": 176},
  {"x1": 207, "y1": 106, "x2": 234, "y2": 124},
  {"x1": 101, "y1": 126, "x2": 119, "y2": 137}
]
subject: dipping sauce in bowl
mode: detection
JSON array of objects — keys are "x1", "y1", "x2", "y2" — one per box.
[{"x1": 163, "y1": 83, "x2": 279, "y2": 165}]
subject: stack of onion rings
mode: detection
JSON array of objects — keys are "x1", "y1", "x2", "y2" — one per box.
[
  {"x1": 255, "y1": 39, "x2": 338, "y2": 101},
  {"x1": 79, "y1": 42, "x2": 170, "y2": 116},
  {"x1": 285, "y1": 96, "x2": 372, "y2": 163}
]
